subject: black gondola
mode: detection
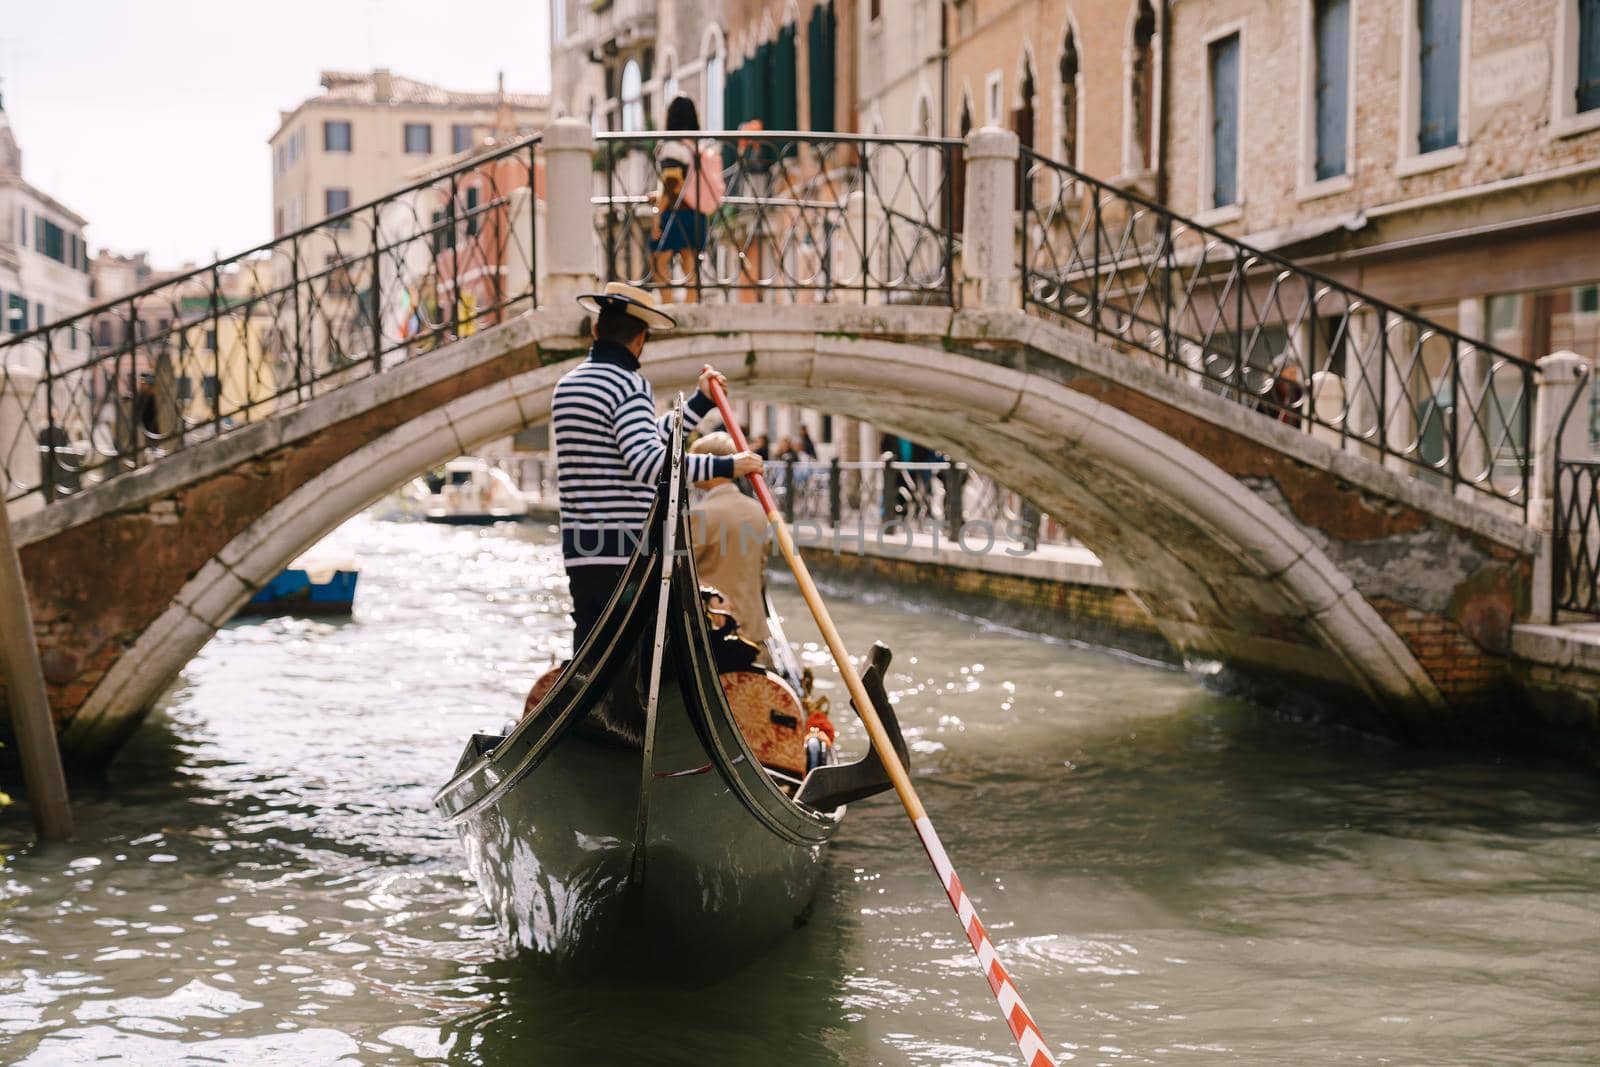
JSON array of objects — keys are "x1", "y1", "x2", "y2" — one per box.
[{"x1": 433, "y1": 410, "x2": 909, "y2": 973}]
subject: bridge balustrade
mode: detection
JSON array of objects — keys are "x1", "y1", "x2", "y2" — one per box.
[
  {"x1": 763, "y1": 459, "x2": 1068, "y2": 550},
  {"x1": 0, "y1": 134, "x2": 544, "y2": 511},
  {"x1": 1018, "y1": 148, "x2": 1538, "y2": 516},
  {"x1": 591, "y1": 132, "x2": 959, "y2": 306}
]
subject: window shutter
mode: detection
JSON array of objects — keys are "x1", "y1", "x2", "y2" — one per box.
[
  {"x1": 1314, "y1": 0, "x2": 1349, "y2": 180},
  {"x1": 1417, "y1": 0, "x2": 1461, "y2": 152},
  {"x1": 1580, "y1": 0, "x2": 1600, "y2": 113},
  {"x1": 1209, "y1": 35, "x2": 1240, "y2": 208}
]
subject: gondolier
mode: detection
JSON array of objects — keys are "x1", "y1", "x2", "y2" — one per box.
[{"x1": 553, "y1": 282, "x2": 762, "y2": 649}]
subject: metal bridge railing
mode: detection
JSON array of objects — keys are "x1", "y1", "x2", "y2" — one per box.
[
  {"x1": 1019, "y1": 148, "x2": 1537, "y2": 514},
  {"x1": 592, "y1": 132, "x2": 960, "y2": 305},
  {"x1": 1553, "y1": 365, "x2": 1599, "y2": 615},
  {"x1": 0, "y1": 133, "x2": 544, "y2": 508},
  {"x1": 763, "y1": 459, "x2": 1072, "y2": 550}
]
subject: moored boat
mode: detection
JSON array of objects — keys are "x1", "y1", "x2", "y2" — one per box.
[
  {"x1": 434, "y1": 418, "x2": 908, "y2": 974},
  {"x1": 409, "y1": 458, "x2": 530, "y2": 525},
  {"x1": 235, "y1": 558, "x2": 359, "y2": 618}
]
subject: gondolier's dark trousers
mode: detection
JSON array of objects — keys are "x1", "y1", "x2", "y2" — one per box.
[{"x1": 567, "y1": 564, "x2": 627, "y2": 652}]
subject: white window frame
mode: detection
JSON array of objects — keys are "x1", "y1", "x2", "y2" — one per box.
[
  {"x1": 1297, "y1": 0, "x2": 1358, "y2": 200},
  {"x1": 1057, "y1": 13, "x2": 1086, "y2": 171},
  {"x1": 1198, "y1": 20, "x2": 1247, "y2": 226},
  {"x1": 985, "y1": 70, "x2": 1004, "y2": 126},
  {"x1": 1553, "y1": 0, "x2": 1600, "y2": 138},
  {"x1": 620, "y1": 58, "x2": 645, "y2": 132},
  {"x1": 1395, "y1": 0, "x2": 1471, "y2": 177},
  {"x1": 703, "y1": 25, "x2": 727, "y2": 130}
]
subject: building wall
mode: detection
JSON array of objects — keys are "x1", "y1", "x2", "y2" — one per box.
[
  {"x1": 269, "y1": 74, "x2": 548, "y2": 236},
  {"x1": 1166, "y1": 0, "x2": 1600, "y2": 233},
  {"x1": 939, "y1": 0, "x2": 1159, "y2": 187}
]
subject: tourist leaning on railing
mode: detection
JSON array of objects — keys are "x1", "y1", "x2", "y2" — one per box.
[{"x1": 651, "y1": 97, "x2": 726, "y2": 303}]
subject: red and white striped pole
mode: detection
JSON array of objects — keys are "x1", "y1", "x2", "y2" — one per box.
[{"x1": 707, "y1": 374, "x2": 1057, "y2": 1066}]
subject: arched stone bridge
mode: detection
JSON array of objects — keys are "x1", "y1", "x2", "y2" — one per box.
[
  {"x1": 1, "y1": 121, "x2": 1584, "y2": 768},
  {"x1": 8, "y1": 302, "x2": 1539, "y2": 764}
]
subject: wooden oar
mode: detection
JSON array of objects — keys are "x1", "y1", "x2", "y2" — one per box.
[{"x1": 705, "y1": 375, "x2": 1058, "y2": 1067}]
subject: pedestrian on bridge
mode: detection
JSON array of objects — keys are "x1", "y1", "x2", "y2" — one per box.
[{"x1": 552, "y1": 282, "x2": 763, "y2": 650}]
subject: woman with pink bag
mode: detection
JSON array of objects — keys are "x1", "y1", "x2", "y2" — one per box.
[{"x1": 651, "y1": 96, "x2": 726, "y2": 302}]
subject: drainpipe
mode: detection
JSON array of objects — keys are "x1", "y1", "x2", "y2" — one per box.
[{"x1": 1157, "y1": 0, "x2": 1171, "y2": 205}]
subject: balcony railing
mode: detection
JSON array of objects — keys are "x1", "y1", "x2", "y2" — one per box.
[
  {"x1": 0, "y1": 134, "x2": 543, "y2": 509},
  {"x1": 592, "y1": 131, "x2": 959, "y2": 305},
  {"x1": 1020, "y1": 148, "x2": 1537, "y2": 514}
]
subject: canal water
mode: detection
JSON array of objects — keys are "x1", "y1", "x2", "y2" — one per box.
[{"x1": 2, "y1": 514, "x2": 1598, "y2": 1066}]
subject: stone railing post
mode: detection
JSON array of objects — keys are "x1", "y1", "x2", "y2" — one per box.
[
  {"x1": 828, "y1": 457, "x2": 842, "y2": 526},
  {"x1": 1531, "y1": 351, "x2": 1592, "y2": 620},
  {"x1": 539, "y1": 118, "x2": 597, "y2": 309},
  {"x1": 1020, "y1": 498, "x2": 1042, "y2": 553},
  {"x1": 1531, "y1": 351, "x2": 1592, "y2": 533},
  {"x1": 960, "y1": 126, "x2": 1019, "y2": 310},
  {"x1": 880, "y1": 458, "x2": 898, "y2": 522},
  {"x1": 942, "y1": 462, "x2": 967, "y2": 541}
]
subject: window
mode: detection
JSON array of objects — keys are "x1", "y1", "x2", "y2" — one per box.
[
  {"x1": 325, "y1": 188, "x2": 351, "y2": 228},
  {"x1": 985, "y1": 71, "x2": 1003, "y2": 125},
  {"x1": 1578, "y1": 284, "x2": 1600, "y2": 314},
  {"x1": 1313, "y1": 0, "x2": 1351, "y2": 180},
  {"x1": 176, "y1": 377, "x2": 193, "y2": 402},
  {"x1": 621, "y1": 59, "x2": 645, "y2": 132},
  {"x1": 452, "y1": 124, "x2": 474, "y2": 154},
  {"x1": 465, "y1": 187, "x2": 481, "y2": 236},
  {"x1": 1013, "y1": 58, "x2": 1037, "y2": 154},
  {"x1": 97, "y1": 320, "x2": 112, "y2": 347},
  {"x1": 9, "y1": 293, "x2": 29, "y2": 332},
  {"x1": 202, "y1": 375, "x2": 220, "y2": 402},
  {"x1": 1208, "y1": 32, "x2": 1242, "y2": 209},
  {"x1": 1129, "y1": 0, "x2": 1158, "y2": 171},
  {"x1": 205, "y1": 329, "x2": 218, "y2": 352},
  {"x1": 1059, "y1": 28, "x2": 1080, "y2": 167},
  {"x1": 806, "y1": 3, "x2": 837, "y2": 131},
  {"x1": 324, "y1": 120, "x2": 352, "y2": 152},
  {"x1": 704, "y1": 31, "x2": 726, "y2": 130},
  {"x1": 1579, "y1": 0, "x2": 1600, "y2": 113},
  {"x1": 1417, "y1": 0, "x2": 1462, "y2": 153},
  {"x1": 404, "y1": 123, "x2": 433, "y2": 154},
  {"x1": 820, "y1": 414, "x2": 834, "y2": 444},
  {"x1": 38, "y1": 218, "x2": 67, "y2": 263}
]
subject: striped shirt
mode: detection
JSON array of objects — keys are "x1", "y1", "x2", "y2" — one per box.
[{"x1": 552, "y1": 341, "x2": 733, "y2": 566}]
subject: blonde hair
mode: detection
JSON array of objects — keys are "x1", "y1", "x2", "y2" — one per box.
[{"x1": 690, "y1": 431, "x2": 736, "y2": 457}]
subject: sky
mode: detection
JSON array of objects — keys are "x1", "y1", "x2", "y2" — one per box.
[{"x1": 2, "y1": 0, "x2": 552, "y2": 267}]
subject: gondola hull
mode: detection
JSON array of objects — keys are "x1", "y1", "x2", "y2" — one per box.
[
  {"x1": 446, "y1": 675, "x2": 836, "y2": 972},
  {"x1": 435, "y1": 468, "x2": 843, "y2": 974}
]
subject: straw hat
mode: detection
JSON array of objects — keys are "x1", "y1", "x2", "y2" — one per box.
[{"x1": 576, "y1": 281, "x2": 677, "y2": 332}]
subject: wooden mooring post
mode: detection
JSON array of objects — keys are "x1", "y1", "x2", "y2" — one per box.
[{"x1": 0, "y1": 493, "x2": 74, "y2": 841}]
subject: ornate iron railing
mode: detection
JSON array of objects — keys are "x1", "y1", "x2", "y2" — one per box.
[
  {"x1": 0, "y1": 133, "x2": 543, "y2": 507},
  {"x1": 592, "y1": 132, "x2": 959, "y2": 304},
  {"x1": 1020, "y1": 148, "x2": 1537, "y2": 513},
  {"x1": 1553, "y1": 365, "x2": 1599, "y2": 615},
  {"x1": 764, "y1": 459, "x2": 1072, "y2": 549}
]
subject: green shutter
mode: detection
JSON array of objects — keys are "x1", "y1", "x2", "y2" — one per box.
[{"x1": 807, "y1": 3, "x2": 837, "y2": 132}]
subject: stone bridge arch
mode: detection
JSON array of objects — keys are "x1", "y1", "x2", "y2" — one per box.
[{"x1": 12, "y1": 304, "x2": 1532, "y2": 763}]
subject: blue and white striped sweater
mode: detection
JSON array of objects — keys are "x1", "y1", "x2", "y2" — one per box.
[{"x1": 552, "y1": 341, "x2": 733, "y2": 566}]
